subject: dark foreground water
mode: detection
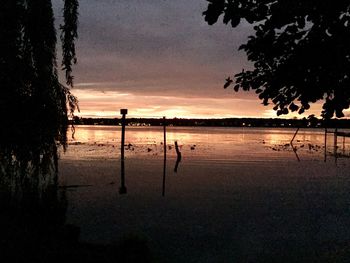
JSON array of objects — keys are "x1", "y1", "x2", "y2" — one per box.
[{"x1": 56, "y1": 126, "x2": 350, "y2": 262}]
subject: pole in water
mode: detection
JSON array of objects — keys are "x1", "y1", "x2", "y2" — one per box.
[
  {"x1": 119, "y1": 109, "x2": 128, "y2": 194},
  {"x1": 334, "y1": 127, "x2": 338, "y2": 162},
  {"x1": 162, "y1": 116, "x2": 166, "y2": 196},
  {"x1": 163, "y1": 116, "x2": 167, "y2": 158},
  {"x1": 324, "y1": 128, "x2": 327, "y2": 162},
  {"x1": 120, "y1": 109, "x2": 128, "y2": 161},
  {"x1": 290, "y1": 127, "x2": 299, "y2": 145},
  {"x1": 290, "y1": 127, "x2": 300, "y2": 162}
]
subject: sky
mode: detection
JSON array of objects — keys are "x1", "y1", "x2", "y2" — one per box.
[{"x1": 53, "y1": 0, "x2": 323, "y2": 119}]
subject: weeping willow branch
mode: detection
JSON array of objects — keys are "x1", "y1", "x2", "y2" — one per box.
[
  {"x1": 61, "y1": 0, "x2": 79, "y2": 87},
  {"x1": 61, "y1": 0, "x2": 79, "y2": 119},
  {"x1": 0, "y1": 0, "x2": 79, "y2": 177}
]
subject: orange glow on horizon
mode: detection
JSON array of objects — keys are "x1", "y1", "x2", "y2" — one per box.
[{"x1": 72, "y1": 88, "x2": 329, "y2": 119}]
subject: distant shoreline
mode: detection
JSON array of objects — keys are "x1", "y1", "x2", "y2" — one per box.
[{"x1": 70, "y1": 117, "x2": 350, "y2": 129}]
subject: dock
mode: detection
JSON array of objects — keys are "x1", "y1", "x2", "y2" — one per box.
[{"x1": 324, "y1": 128, "x2": 350, "y2": 162}]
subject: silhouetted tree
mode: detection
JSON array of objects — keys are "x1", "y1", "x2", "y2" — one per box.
[
  {"x1": 204, "y1": 0, "x2": 350, "y2": 118},
  {"x1": 0, "y1": 0, "x2": 78, "y2": 177}
]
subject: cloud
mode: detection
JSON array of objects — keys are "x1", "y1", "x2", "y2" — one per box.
[
  {"x1": 54, "y1": 0, "x2": 252, "y2": 83},
  {"x1": 55, "y1": 0, "x2": 299, "y2": 118},
  {"x1": 73, "y1": 89, "x2": 273, "y2": 118}
]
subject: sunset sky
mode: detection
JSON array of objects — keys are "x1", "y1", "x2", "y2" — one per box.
[{"x1": 53, "y1": 0, "x2": 324, "y2": 119}]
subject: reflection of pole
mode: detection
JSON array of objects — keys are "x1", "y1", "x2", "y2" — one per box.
[
  {"x1": 119, "y1": 159, "x2": 127, "y2": 194},
  {"x1": 162, "y1": 117, "x2": 166, "y2": 197},
  {"x1": 119, "y1": 109, "x2": 128, "y2": 194},
  {"x1": 174, "y1": 141, "x2": 181, "y2": 172},
  {"x1": 291, "y1": 145, "x2": 300, "y2": 162},
  {"x1": 162, "y1": 157, "x2": 166, "y2": 197},
  {"x1": 290, "y1": 128, "x2": 300, "y2": 162}
]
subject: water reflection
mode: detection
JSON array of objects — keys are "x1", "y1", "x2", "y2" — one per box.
[
  {"x1": 119, "y1": 159, "x2": 127, "y2": 194},
  {"x1": 163, "y1": 141, "x2": 182, "y2": 196},
  {"x1": 66, "y1": 126, "x2": 346, "y2": 162},
  {"x1": 162, "y1": 152, "x2": 166, "y2": 197},
  {"x1": 291, "y1": 142, "x2": 301, "y2": 162},
  {"x1": 174, "y1": 141, "x2": 182, "y2": 173},
  {"x1": 0, "y1": 146, "x2": 155, "y2": 262}
]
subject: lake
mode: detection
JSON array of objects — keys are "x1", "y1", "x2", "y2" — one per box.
[
  {"x1": 62, "y1": 125, "x2": 349, "y2": 161},
  {"x1": 59, "y1": 126, "x2": 350, "y2": 262}
]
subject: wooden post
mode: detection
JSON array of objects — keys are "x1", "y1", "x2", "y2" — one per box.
[
  {"x1": 334, "y1": 127, "x2": 338, "y2": 158},
  {"x1": 324, "y1": 128, "x2": 327, "y2": 162},
  {"x1": 290, "y1": 127, "x2": 299, "y2": 145},
  {"x1": 162, "y1": 117, "x2": 167, "y2": 196},
  {"x1": 290, "y1": 128, "x2": 300, "y2": 162},
  {"x1": 163, "y1": 116, "x2": 167, "y2": 158},
  {"x1": 119, "y1": 109, "x2": 127, "y2": 194}
]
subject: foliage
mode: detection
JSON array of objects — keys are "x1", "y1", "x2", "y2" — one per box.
[
  {"x1": 61, "y1": 0, "x2": 79, "y2": 118},
  {"x1": 203, "y1": 0, "x2": 350, "y2": 118},
  {"x1": 0, "y1": 0, "x2": 79, "y2": 176}
]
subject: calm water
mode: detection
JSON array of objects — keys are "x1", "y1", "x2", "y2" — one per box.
[
  {"x1": 63, "y1": 125, "x2": 350, "y2": 162},
  {"x1": 59, "y1": 126, "x2": 350, "y2": 262}
]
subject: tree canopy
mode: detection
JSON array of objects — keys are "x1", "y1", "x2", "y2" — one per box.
[
  {"x1": 0, "y1": 0, "x2": 79, "y2": 177},
  {"x1": 203, "y1": 0, "x2": 350, "y2": 118}
]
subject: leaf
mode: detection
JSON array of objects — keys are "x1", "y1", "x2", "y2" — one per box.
[
  {"x1": 203, "y1": 1, "x2": 225, "y2": 25},
  {"x1": 289, "y1": 103, "x2": 299, "y2": 112},
  {"x1": 282, "y1": 108, "x2": 289, "y2": 115},
  {"x1": 204, "y1": 0, "x2": 350, "y2": 119},
  {"x1": 224, "y1": 77, "x2": 233, "y2": 89}
]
